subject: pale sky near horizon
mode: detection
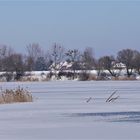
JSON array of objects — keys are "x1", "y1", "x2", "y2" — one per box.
[{"x1": 0, "y1": 0, "x2": 140, "y2": 58}]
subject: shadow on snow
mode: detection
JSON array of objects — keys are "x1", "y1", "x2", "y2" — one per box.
[{"x1": 70, "y1": 111, "x2": 140, "y2": 123}]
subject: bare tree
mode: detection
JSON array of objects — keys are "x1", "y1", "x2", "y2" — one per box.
[
  {"x1": 49, "y1": 43, "x2": 65, "y2": 77},
  {"x1": 95, "y1": 59, "x2": 102, "y2": 79},
  {"x1": 66, "y1": 49, "x2": 81, "y2": 79},
  {"x1": 44, "y1": 51, "x2": 53, "y2": 70},
  {"x1": 0, "y1": 45, "x2": 7, "y2": 57},
  {"x1": 4, "y1": 53, "x2": 25, "y2": 80},
  {"x1": 0, "y1": 45, "x2": 14, "y2": 71},
  {"x1": 26, "y1": 43, "x2": 43, "y2": 71},
  {"x1": 0, "y1": 45, "x2": 7, "y2": 71},
  {"x1": 132, "y1": 51, "x2": 140, "y2": 75},
  {"x1": 98, "y1": 55, "x2": 116, "y2": 77},
  {"x1": 82, "y1": 47, "x2": 95, "y2": 70},
  {"x1": 35, "y1": 57, "x2": 47, "y2": 71},
  {"x1": 117, "y1": 49, "x2": 136, "y2": 77}
]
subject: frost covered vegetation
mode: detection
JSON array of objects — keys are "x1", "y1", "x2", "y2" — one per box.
[
  {"x1": 0, "y1": 86, "x2": 33, "y2": 104},
  {"x1": 0, "y1": 44, "x2": 140, "y2": 81}
]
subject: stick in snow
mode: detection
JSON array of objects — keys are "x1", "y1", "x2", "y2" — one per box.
[
  {"x1": 106, "y1": 90, "x2": 117, "y2": 102},
  {"x1": 86, "y1": 97, "x2": 92, "y2": 103},
  {"x1": 108, "y1": 96, "x2": 120, "y2": 102}
]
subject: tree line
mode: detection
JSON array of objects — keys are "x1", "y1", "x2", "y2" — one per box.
[{"x1": 0, "y1": 43, "x2": 140, "y2": 81}]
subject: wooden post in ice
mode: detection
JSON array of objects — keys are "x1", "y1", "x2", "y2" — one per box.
[
  {"x1": 86, "y1": 97, "x2": 92, "y2": 103},
  {"x1": 106, "y1": 90, "x2": 117, "y2": 102}
]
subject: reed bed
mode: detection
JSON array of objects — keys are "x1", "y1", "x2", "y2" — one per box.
[{"x1": 0, "y1": 86, "x2": 33, "y2": 104}]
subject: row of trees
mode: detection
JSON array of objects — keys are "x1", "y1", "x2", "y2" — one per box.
[
  {"x1": 98, "y1": 49, "x2": 140, "y2": 78},
  {"x1": 0, "y1": 43, "x2": 140, "y2": 80}
]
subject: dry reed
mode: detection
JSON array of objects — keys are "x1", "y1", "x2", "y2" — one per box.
[{"x1": 0, "y1": 86, "x2": 33, "y2": 104}]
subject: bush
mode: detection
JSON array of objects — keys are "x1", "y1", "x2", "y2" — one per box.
[
  {"x1": 2, "y1": 72, "x2": 14, "y2": 82},
  {"x1": 78, "y1": 72, "x2": 90, "y2": 81},
  {"x1": 0, "y1": 86, "x2": 33, "y2": 104}
]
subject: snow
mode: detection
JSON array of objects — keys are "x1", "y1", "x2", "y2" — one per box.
[{"x1": 0, "y1": 81, "x2": 140, "y2": 139}]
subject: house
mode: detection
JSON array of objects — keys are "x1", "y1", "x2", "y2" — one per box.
[
  {"x1": 49, "y1": 61, "x2": 73, "y2": 71},
  {"x1": 113, "y1": 62, "x2": 126, "y2": 69}
]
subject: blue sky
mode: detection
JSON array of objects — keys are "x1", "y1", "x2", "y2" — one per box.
[{"x1": 0, "y1": 0, "x2": 140, "y2": 57}]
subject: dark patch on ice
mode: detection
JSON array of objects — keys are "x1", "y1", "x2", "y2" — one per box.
[
  {"x1": 71, "y1": 111, "x2": 140, "y2": 117},
  {"x1": 70, "y1": 111, "x2": 140, "y2": 123}
]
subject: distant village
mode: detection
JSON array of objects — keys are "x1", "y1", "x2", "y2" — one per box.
[{"x1": 0, "y1": 43, "x2": 140, "y2": 81}]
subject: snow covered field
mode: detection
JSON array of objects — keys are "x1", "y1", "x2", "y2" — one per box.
[{"x1": 0, "y1": 81, "x2": 140, "y2": 140}]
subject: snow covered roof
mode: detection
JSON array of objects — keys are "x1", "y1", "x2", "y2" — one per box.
[
  {"x1": 49, "y1": 61, "x2": 73, "y2": 70},
  {"x1": 113, "y1": 62, "x2": 126, "y2": 68}
]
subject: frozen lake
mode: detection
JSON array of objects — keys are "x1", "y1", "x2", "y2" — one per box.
[{"x1": 0, "y1": 81, "x2": 140, "y2": 140}]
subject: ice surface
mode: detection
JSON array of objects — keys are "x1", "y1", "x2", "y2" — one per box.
[{"x1": 0, "y1": 81, "x2": 140, "y2": 139}]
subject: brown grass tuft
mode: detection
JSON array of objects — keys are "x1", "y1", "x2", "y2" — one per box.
[{"x1": 0, "y1": 86, "x2": 33, "y2": 104}]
